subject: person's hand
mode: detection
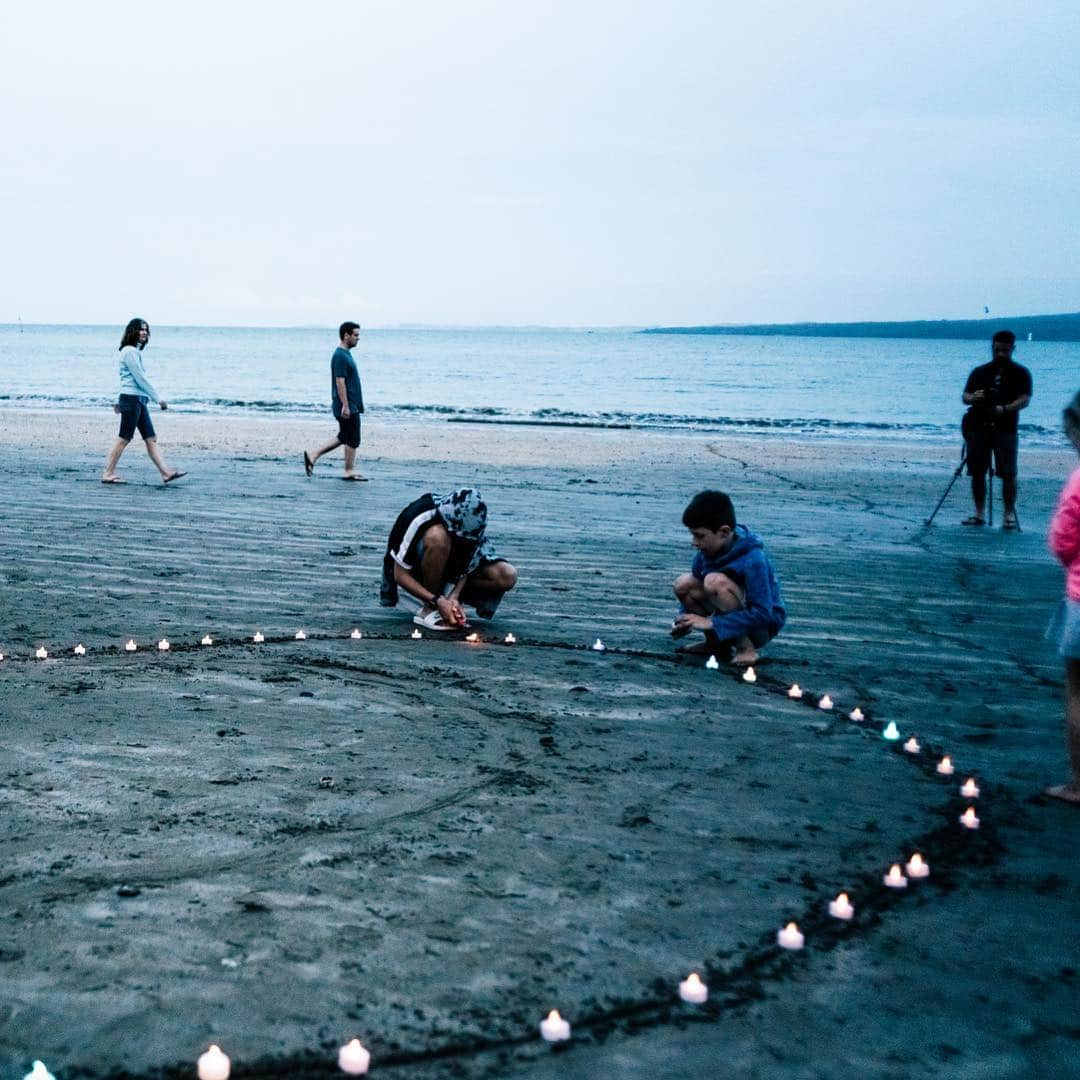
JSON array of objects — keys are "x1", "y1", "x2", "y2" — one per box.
[
  {"x1": 674, "y1": 612, "x2": 713, "y2": 631},
  {"x1": 436, "y1": 595, "x2": 467, "y2": 626},
  {"x1": 340, "y1": 405, "x2": 350, "y2": 419},
  {"x1": 113, "y1": 403, "x2": 120, "y2": 414},
  {"x1": 160, "y1": 401, "x2": 168, "y2": 411}
]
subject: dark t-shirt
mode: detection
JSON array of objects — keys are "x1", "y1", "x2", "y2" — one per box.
[
  {"x1": 330, "y1": 346, "x2": 364, "y2": 418},
  {"x1": 963, "y1": 360, "x2": 1032, "y2": 434}
]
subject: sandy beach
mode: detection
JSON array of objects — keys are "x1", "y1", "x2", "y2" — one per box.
[{"x1": 1, "y1": 409, "x2": 1078, "y2": 1079}]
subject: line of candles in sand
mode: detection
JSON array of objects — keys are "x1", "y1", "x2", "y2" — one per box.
[{"x1": 18, "y1": 636, "x2": 984, "y2": 1076}]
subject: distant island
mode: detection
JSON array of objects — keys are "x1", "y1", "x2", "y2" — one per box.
[{"x1": 642, "y1": 312, "x2": 1080, "y2": 342}]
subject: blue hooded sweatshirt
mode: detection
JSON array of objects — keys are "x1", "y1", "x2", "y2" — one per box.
[{"x1": 690, "y1": 525, "x2": 786, "y2": 642}]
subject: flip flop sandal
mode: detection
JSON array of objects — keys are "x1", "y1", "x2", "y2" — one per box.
[
  {"x1": 303, "y1": 451, "x2": 314, "y2": 476},
  {"x1": 163, "y1": 471, "x2": 187, "y2": 484},
  {"x1": 101, "y1": 476, "x2": 126, "y2": 484},
  {"x1": 413, "y1": 608, "x2": 457, "y2": 632},
  {"x1": 342, "y1": 475, "x2": 370, "y2": 482},
  {"x1": 1003, "y1": 517, "x2": 1020, "y2": 531},
  {"x1": 961, "y1": 516, "x2": 986, "y2": 526}
]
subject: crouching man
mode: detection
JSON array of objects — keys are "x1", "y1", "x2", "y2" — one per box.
[
  {"x1": 671, "y1": 490, "x2": 785, "y2": 665},
  {"x1": 380, "y1": 487, "x2": 518, "y2": 631}
]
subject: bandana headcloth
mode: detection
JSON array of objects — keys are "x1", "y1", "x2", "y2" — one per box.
[{"x1": 435, "y1": 488, "x2": 488, "y2": 542}]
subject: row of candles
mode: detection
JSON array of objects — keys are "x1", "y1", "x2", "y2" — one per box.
[{"x1": 18, "y1": 637, "x2": 983, "y2": 1076}]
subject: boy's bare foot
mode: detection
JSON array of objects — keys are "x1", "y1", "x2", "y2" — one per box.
[
  {"x1": 731, "y1": 646, "x2": 759, "y2": 667},
  {"x1": 1043, "y1": 783, "x2": 1080, "y2": 806}
]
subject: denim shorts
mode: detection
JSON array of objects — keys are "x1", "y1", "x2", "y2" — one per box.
[
  {"x1": 118, "y1": 395, "x2": 155, "y2": 441},
  {"x1": 1046, "y1": 598, "x2": 1080, "y2": 660}
]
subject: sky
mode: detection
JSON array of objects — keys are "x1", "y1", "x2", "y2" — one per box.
[{"x1": 1, "y1": 0, "x2": 1078, "y2": 327}]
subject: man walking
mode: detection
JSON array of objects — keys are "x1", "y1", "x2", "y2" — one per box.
[
  {"x1": 304, "y1": 321, "x2": 367, "y2": 481},
  {"x1": 961, "y1": 329, "x2": 1032, "y2": 530}
]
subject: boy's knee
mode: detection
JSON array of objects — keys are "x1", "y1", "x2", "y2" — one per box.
[
  {"x1": 674, "y1": 573, "x2": 697, "y2": 598},
  {"x1": 703, "y1": 572, "x2": 743, "y2": 609},
  {"x1": 423, "y1": 524, "x2": 451, "y2": 554}
]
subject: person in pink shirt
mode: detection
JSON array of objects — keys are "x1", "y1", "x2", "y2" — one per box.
[{"x1": 1045, "y1": 391, "x2": 1080, "y2": 805}]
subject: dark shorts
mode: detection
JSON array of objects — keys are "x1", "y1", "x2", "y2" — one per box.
[
  {"x1": 118, "y1": 395, "x2": 155, "y2": 441},
  {"x1": 336, "y1": 414, "x2": 361, "y2": 449},
  {"x1": 966, "y1": 429, "x2": 1018, "y2": 479}
]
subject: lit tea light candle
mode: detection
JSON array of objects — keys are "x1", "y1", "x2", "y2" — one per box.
[
  {"x1": 883, "y1": 864, "x2": 908, "y2": 889},
  {"x1": 777, "y1": 922, "x2": 804, "y2": 950},
  {"x1": 905, "y1": 852, "x2": 930, "y2": 878},
  {"x1": 787, "y1": 683, "x2": 803, "y2": 699},
  {"x1": 350, "y1": 629, "x2": 363, "y2": 640},
  {"x1": 705, "y1": 654, "x2": 720, "y2": 670},
  {"x1": 197, "y1": 1045, "x2": 230, "y2": 1080},
  {"x1": 936, "y1": 755, "x2": 954, "y2": 776},
  {"x1": 828, "y1": 892, "x2": 855, "y2": 920},
  {"x1": 35, "y1": 646, "x2": 48, "y2": 660},
  {"x1": 849, "y1": 707, "x2": 864, "y2": 721},
  {"x1": 201, "y1": 635, "x2": 213, "y2": 646},
  {"x1": 124, "y1": 639, "x2": 137, "y2": 652},
  {"x1": 465, "y1": 632, "x2": 480, "y2": 643},
  {"x1": 959, "y1": 806, "x2": 980, "y2": 830},
  {"x1": 338, "y1": 1038, "x2": 371, "y2": 1075},
  {"x1": 23, "y1": 1063, "x2": 56, "y2": 1080},
  {"x1": 411, "y1": 628, "x2": 422, "y2": 640},
  {"x1": 540, "y1": 1009, "x2": 571, "y2": 1042},
  {"x1": 818, "y1": 694, "x2": 833, "y2": 710},
  {"x1": 882, "y1": 721, "x2": 900, "y2": 741},
  {"x1": 295, "y1": 629, "x2": 306, "y2": 640},
  {"x1": 0, "y1": 651, "x2": 5, "y2": 661},
  {"x1": 960, "y1": 778, "x2": 980, "y2": 799},
  {"x1": 678, "y1": 971, "x2": 708, "y2": 1004},
  {"x1": 158, "y1": 639, "x2": 170, "y2": 652},
  {"x1": 253, "y1": 632, "x2": 265, "y2": 643},
  {"x1": 592, "y1": 638, "x2": 606, "y2": 652},
  {"x1": 504, "y1": 633, "x2": 516, "y2": 644},
  {"x1": 742, "y1": 666, "x2": 757, "y2": 683},
  {"x1": 74, "y1": 644, "x2": 86, "y2": 656},
  {"x1": 903, "y1": 737, "x2": 920, "y2": 754}
]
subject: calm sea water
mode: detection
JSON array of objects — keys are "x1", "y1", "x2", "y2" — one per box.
[{"x1": 1, "y1": 324, "x2": 1076, "y2": 445}]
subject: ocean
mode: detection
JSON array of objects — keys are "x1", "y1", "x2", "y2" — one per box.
[{"x1": 1, "y1": 323, "x2": 1076, "y2": 446}]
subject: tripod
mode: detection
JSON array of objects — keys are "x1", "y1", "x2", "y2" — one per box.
[{"x1": 925, "y1": 446, "x2": 995, "y2": 527}]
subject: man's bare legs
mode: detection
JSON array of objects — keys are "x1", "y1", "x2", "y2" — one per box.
[
  {"x1": 343, "y1": 443, "x2": 362, "y2": 480},
  {"x1": 144, "y1": 438, "x2": 173, "y2": 480},
  {"x1": 461, "y1": 560, "x2": 518, "y2": 609},
  {"x1": 305, "y1": 437, "x2": 363, "y2": 479},
  {"x1": 1046, "y1": 658, "x2": 1080, "y2": 805},
  {"x1": 102, "y1": 437, "x2": 130, "y2": 481},
  {"x1": 306, "y1": 436, "x2": 343, "y2": 472},
  {"x1": 969, "y1": 474, "x2": 987, "y2": 522},
  {"x1": 673, "y1": 571, "x2": 757, "y2": 665}
]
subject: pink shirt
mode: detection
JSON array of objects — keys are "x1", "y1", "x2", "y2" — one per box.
[{"x1": 1049, "y1": 466, "x2": 1080, "y2": 601}]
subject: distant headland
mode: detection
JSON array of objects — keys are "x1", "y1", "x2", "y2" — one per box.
[{"x1": 641, "y1": 312, "x2": 1080, "y2": 342}]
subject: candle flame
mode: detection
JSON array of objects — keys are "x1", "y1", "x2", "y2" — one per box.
[
  {"x1": 788, "y1": 684, "x2": 802, "y2": 698},
  {"x1": 546, "y1": 1009, "x2": 562, "y2": 1022},
  {"x1": 465, "y1": 632, "x2": 480, "y2": 643}
]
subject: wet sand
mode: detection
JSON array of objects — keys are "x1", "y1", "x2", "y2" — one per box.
[{"x1": 1, "y1": 411, "x2": 1078, "y2": 1079}]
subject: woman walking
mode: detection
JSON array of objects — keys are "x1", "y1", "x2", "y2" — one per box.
[
  {"x1": 1045, "y1": 391, "x2": 1080, "y2": 805},
  {"x1": 101, "y1": 318, "x2": 186, "y2": 485}
]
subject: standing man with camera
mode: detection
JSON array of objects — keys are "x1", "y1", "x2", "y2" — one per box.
[{"x1": 961, "y1": 329, "x2": 1032, "y2": 529}]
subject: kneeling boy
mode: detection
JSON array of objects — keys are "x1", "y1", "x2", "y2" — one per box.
[
  {"x1": 672, "y1": 490, "x2": 785, "y2": 665},
  {"x1": 380, "y1": 487, "x2": 518, "y2": 632}
]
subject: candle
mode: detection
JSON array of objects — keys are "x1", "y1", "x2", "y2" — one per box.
[
  {"x1": 124, "y1": 639, "x2": 137, "y2": 652},
  {"x1": 905, "y1": 853, "x2": 930, "y2": 879},
  {"x1": 504, "y1": 633, "x2": 516, "y2": 644},
  {"x1": 591, "y1": 638, "x2": 606, "y2": 652},
  {"x1": 849, "y1": 707, "x2": 864, "y2": 721},
  {"x1": 23, "y1": 1063, "x2": 56, "y2": 1080},
  {"x1": 295, "y1": 629, "x2": 306, "y2": 640},
  {"x1": 705, "y1": 655, "x2": 720, "y2": 670},
  {"x1": 882, "y1": 721, "x2": 900, "y2": 741},
  {"x1": 777, "y1": 922, "x2": 804, "y2": 950},
  {"x1": 960, "y1": 778, "x2": 980, "y2": 798},
  {"x1": 338, "y1": 1038, "x2": 371, "y2": 1075},
  {"x1": 742, "y1": 666, "x2": 757, "y2": 683},
  {"x1": 0, "y1": 651, "x2": 5, "y2": 661},
  {"x1": 350, "y1": 629, "x2": 363, "y2": 639},
  {"x1": 540, "y1": 1009, "x2": 571, "y2": 1042},
  {"x1": 35, "y1": 646, "x2": 48, "y2": 660},
  {"x1": 936, "y1": 755, "x2": 954, "y2": 776},
  {"x1": 74, "y1": 644, "x2": 86, "y2": 656},
  {"x1": 201, "y1": 635, "x2": 213, "y2": 646},
  {"x1": 903, "y1": 737, "x2": 920, "y2": 754},
  {"x1": 411, "y1": 628, "x2": 422, "y2": 640},
  {"x1": 197, "y1": 1045, "x2": 230, "y2": 1080},
  {"x1": 959, "y1": 806, "x2": 980, "y2": 830},
  {"x1": 465, "y1": 632, "x2": 480, "y2": 643},
  {"x1": 678, "y1": 972, "x2": 708, "y2": 1004},
  {"x1": 253, "y1": 632, "x2": 265, "y2": 643},
  {"x1": 818, "y1": 694, "x2": 833, "y2": 710},
  {"x1": 828, "y1": 893, "x2": 854, "y2": 920},
  {"x1": 158, "y1": 639, "x2": 170, "y2": 652},
  {"x1": 883, "y1": 864, "x2": 908, "y2": 889},
  {"x1": 787, "y1": 683, "x2": 803, "y2": 699}
]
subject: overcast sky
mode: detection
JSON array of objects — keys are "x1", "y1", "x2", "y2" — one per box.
[{"x1": 1, "y1": 1, "x2": 1077, "y2": 326}]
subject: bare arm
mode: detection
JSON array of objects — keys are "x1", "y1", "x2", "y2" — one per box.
[
  {"x1": 336, "y1": 376, "x2": 350, "y2": 417},
  {"x1": 393, "y1": 563, "x2": 466, "y2": 624}
]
